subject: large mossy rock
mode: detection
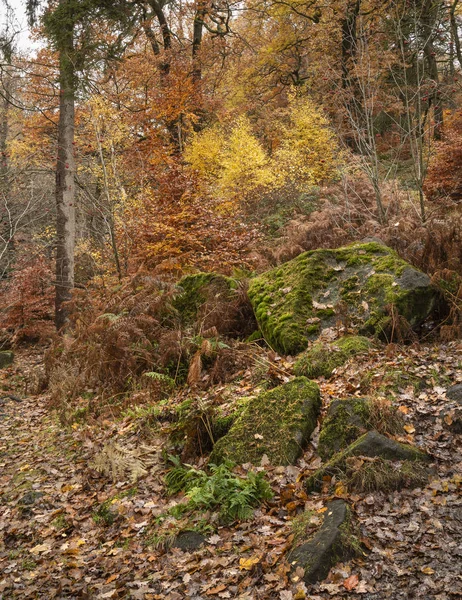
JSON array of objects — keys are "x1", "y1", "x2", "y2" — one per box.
[
  {"x1": 0, "y1": 351, "x2": 14, "y2": 369},
  {"x1": 209, "y1": 377, "x2": 321, "y2": 466},
  {"x1": 294, "y1": 336, "x2": 372, "y2": 379},
  {"x1": 248, "y1": 242, "x2": 440, "y2": 355},
  {"x1": 288, "y1": 500, "x2": 361, "y2": 584},
  {"x1": 306, "y1": 431, "x2": 430, "y2": 492}
]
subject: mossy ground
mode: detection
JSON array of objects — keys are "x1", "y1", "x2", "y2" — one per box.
[
  {"x1": 294, "y1": 335, "x2": 372, "y2": 379},
  {"x1": 209, "y1": 377, "x2": 321, "y2": 466},
  {"x1": 248, "y1": 242, "x2": 439, "y2": 354}
]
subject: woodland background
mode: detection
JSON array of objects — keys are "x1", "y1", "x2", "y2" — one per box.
[{"x1": 0, "y1": 0, "x2": 461, "y2": 348}]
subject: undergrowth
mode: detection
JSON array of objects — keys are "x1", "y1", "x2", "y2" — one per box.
[
  {"x1": 46, "y1": 273, "x2": 256, "y2": 423},
  {"x1": 347, "y1": 457, "x2": 428, "y2": 493},
  {"x1": 164, "y1": 456, "x2": 273, "y2": 523}
]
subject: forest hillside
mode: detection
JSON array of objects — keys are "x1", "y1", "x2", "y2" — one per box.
[{"x1": 0, "y1": 0, "x2": 461, "y2": 598}]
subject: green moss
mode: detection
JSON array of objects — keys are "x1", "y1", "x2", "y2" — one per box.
[
  {"x1": 173, "y1": 273, "x2": 238, "y2": 325},
  {"x1": 248, "y1": 242, "x2": 439, "y2": 354},
  {"x1": 294, "y1": 336, "x2": 372, "y2": 379},
  {"x1": 245, "y1": 330, "x2": 264, "y2": 343},
  {"x1": 0, "y1": 351, "x2": 14, "y2": 369},
  {"x1": 210, "y1": 377, "x2": 321, "y2": 466},
  {"x1": 318, "y1": 398, "x2": 370, "y2": 461},
  {"x1": 290, "y1": 510, "x2": 316, "y2": 545}
]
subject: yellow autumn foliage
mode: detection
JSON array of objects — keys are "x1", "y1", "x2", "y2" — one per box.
[
  {"x1": 184, "y1": 116, "x2": 274, "y2": 200},
  {"x1": 272, "y1": 95, "x2": 340, "y2": 187},
  {"x1": 185, "y1": 97, "x2": 340, "y2": 201}
]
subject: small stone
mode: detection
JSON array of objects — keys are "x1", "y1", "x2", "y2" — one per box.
[
  {"x1": 18, "y1": 491, "x2": 43, "y2": 506},
  {"x1": 446, "y1": 384, "x2": 462, "y2": 404},
  {"x1": 172, "y1": 530, "x2": 206, "y2": 551},
  {"x1": 288, "y1": 499, "x2": 362, "y2": 584}
]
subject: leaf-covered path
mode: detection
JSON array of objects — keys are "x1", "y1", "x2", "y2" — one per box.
[{"x1": 0, "y1": 344, "x2": 462, "y2": 599}]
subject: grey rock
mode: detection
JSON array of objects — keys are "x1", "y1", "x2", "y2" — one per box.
[
  {"x1": 446, "y1": 384, "x2": 462, "y2": 404},
  {"x1": 306, "y1": 431, "x2": 429, "y2": 492},
  {"x1": 172, "y1": 530, "x2": 206, "y2": 551},
  {"x1": 397, "y1": 267, "x2": 432, "y2": 290},
  {"x1": 288, "y1": 499, "x2": 360, "y2": 584}
]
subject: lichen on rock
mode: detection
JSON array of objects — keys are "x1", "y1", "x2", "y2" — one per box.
[
  {"x1": 248, "y1": 242, "x2": 440, "y2": 355},
  {"x1": 209, "y1": 377, "x2": 321, "y2": 466},
  {"x1": 294, "y1": 335, "x2": 372, "y2": 379}
]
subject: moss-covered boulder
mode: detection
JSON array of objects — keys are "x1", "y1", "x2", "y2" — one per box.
[
  {"x1": 0, "y1": 351, "x2": 14, "y2": 369},
  {"x1": 288, "y1": 500, "x2": 361, "y2": 584},
  {"x1": 248, "y1": 242, "x2": 440, "y2": 354},
  {"x1": 294, "y1": 336, "x2": 371, "y2": 379},
  {"x1": 306, "y1": 431, "x2": 430, "y2": 492},
  {"x1": 318, "y1": 398, "x2": 370, "y2": 461},
  {"x1": 209, "y1": 377, "x2": 321, "y2": 466}
]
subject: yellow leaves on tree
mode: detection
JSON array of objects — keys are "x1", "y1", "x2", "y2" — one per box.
[
  {"x1": 272, "y1": 95, "x2": 340, "y2": 188},
  {"x1": 185, "y1": 116, "x2": 274, "y2": 202},
  {"x1": 185, "y1": 96, "x2": 340, "y2": 202}
]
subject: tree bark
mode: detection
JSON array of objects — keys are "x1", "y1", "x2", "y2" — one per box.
[{"x1": 55, "y1": 0, "x2": 76, "y2": 331}]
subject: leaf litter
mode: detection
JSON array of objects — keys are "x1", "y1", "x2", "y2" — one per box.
[{"x1": 0, "y1": 342, "x2": 461, "y2": 599}]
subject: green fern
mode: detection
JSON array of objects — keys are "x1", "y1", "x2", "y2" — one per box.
[
  {"x1": 164, "y1": 458, "x2": 272, "y2": 523},
  {"x1": 143, "y1": 371, "x2": 175, "y2": 389}
]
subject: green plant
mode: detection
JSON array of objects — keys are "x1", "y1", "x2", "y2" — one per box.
[
  {"x1": 51, "y1": 514, "x2": 69, "y2": 531},
  {"x1": 164, "y1": 456, "x2": 272, "y2": 523},
  {"x1": 92, "y1": 500, "x2": 117, "y2": 526},
  {"x1": 290, "y1": 510, "x2": 316, "y2": 545},
  {"x1": 143, "y1": 372, "x2": 175, "y2": 390}
]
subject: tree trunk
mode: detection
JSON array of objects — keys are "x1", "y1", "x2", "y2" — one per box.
[
  {"x1": 341, "y1": 0, "x2": 362, "y2": 150},
  {"x1": 55, "y1": 0, "x2": 76, "y2": 331}
]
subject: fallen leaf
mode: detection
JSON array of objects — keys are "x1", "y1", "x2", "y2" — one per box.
[
  {"x1": 404, "y1": 424, "x2": 415, "y2": 434},
  {"x1": 206, "y1": 584, "x2": 227, "y2": 595},
  {"x1": 30, "y1": 543, "x2": 51, "y2": 555},
  {"x1": 420, "y1": 566, "x2": 435, "y2": 575},
  {"x1": 239, "y1": 555, "x2": 261, "y2": 570},
  {"x1": 207, "y1": 534, "x2": 221, "y2": 545},
  {"x1": 343, "y1": 574, "x2": 359, "y2": 591}
]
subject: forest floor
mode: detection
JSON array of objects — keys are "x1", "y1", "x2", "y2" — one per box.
[{"x1": 0, "y1": 342, "x2": 461, "y2": 600}]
